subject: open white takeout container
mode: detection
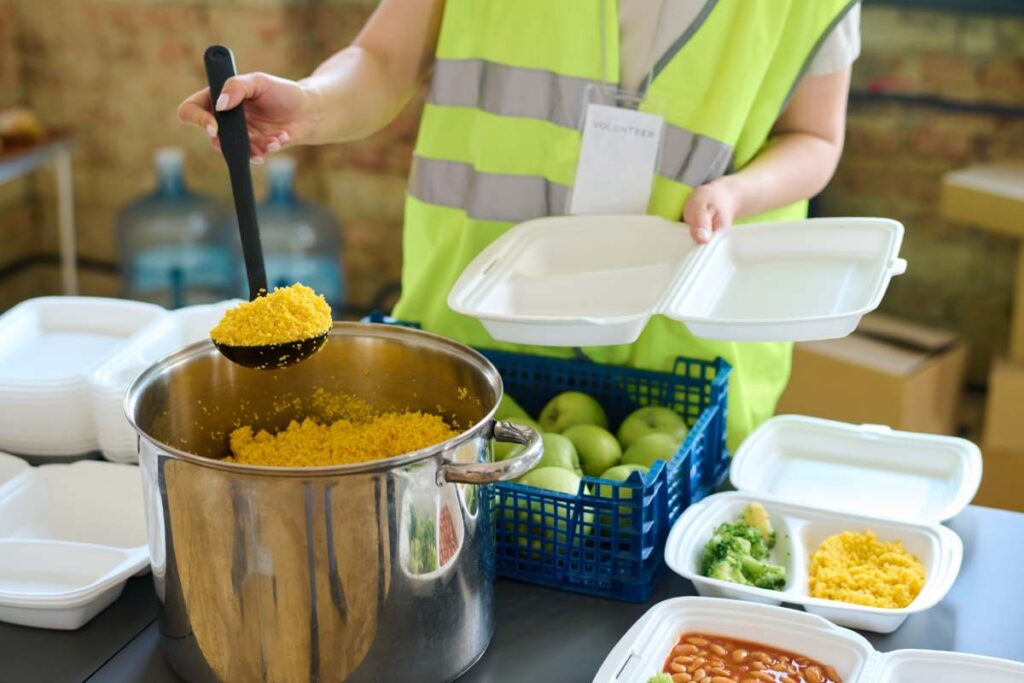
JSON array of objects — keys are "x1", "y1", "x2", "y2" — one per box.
[
  {"x1": 593, "y1": 597, "x2": 1024, "y2": 683},
  {"x1": 665, "y1": 491, "x2": 962, "y2": 634},
  {"x1": 449, "y1": 216, "x2": 906, "y2": 346},
  {"x1": 0, "y1": 452, "x2": 148, "y2": 629},
  {"x1": 665, "y1": 416, "x2": 980, "y2": 633}
]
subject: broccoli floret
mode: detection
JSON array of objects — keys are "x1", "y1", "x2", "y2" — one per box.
[
  {"x1": 646, "y1": 675, "x2": 673, "y2": 683},
  {"x1": 741, "y1": 556, "x2": 787, "y2": 590},
  {"x1": 700, "y1": 503, "x2": 786, "y2": 590},
  {"x1": 707, "y1": 557, "x2": 750, "y2": 585}
]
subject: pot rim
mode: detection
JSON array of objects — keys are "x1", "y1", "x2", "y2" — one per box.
[{"x1": 124, "y1": 322, "x2": 502, "y2": 478}]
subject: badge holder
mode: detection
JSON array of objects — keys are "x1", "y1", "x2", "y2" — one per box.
[{"x1": 567, "y1": 84, "x2": 670, "y2": 216}]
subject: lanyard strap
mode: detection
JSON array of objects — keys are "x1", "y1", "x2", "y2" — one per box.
[{"x1": 601, "y1": 0, "x2": 670, "y2": 95}]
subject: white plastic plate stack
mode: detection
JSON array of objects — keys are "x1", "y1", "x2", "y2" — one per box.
[
  {"x1": 0, "y1": 298, "x2": 167, "y2": 457},
  {"x1": 89, "y1": 300, "x2": 241, "y2": 463},
  {"x1": 664, "y1": 416, "x2": 983, "y2": 634},
  {"x1": 0, "y1": 452, "x2": 148, "y2": 629},
  {"x1": 449, "y1": 216, "x2": 907, "y2": 346},
  {"x1": 593, "y1": 596, "x2": 1024, "y2": 683}
]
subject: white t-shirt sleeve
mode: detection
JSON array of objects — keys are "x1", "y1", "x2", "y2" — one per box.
[{"x1": 807, "y1": 3, "x2": 861, "y2": 76}]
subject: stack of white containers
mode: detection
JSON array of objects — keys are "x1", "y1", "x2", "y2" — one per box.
[
  {"x1": 0, "y1": 298, "x2": 167, "y2": 458},
  {"x1": 0, "y1": 297, "x2": 240, "y2": 462},
  {"x1": 89, "y1": 300, "x2": 240, "y2": 463}
]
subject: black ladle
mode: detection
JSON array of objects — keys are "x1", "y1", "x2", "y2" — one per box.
[{"x1": 204, "y1": 45, "x2": 328, "y2": 370}]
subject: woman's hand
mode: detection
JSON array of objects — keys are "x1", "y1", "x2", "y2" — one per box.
[
  {"x1": 682, "y1": 69, "x2": 851, "y2": 243},
  {"x1": 683, "y1": 177, "x2": 740, "y2": 244},
  {"x1": 177, "y1": 73, "x2": 320, "y2": 164}
]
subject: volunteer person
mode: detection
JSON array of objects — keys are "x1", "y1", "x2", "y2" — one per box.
[{"x1": 179, "y1": 1, "x2": 861, "y2": 449}]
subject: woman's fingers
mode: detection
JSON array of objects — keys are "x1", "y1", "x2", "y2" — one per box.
[
  {"x1": 215, "y1": 73, "x2": 268, "y2": 112},
  {"x1": 177, "y1": 87, "x2": 217, "y2": 136}
]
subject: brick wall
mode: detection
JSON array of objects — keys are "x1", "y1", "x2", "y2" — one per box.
[
  {"x1": 5, "y1": 0, "x2": 412, "y2": 311},
  {"x1": 820, "y1": 4, "x2": 1024, "y2": 380},
  {"x1": 1, "y1": 2, "x2": 1022, "y2": 378}
]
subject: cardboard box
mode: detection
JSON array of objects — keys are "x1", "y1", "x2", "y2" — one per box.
[
  {"x1": 941, "y1": 162, "x2": 1024, "y2": 239},
  {"x1": 974, "y1": 448, "x2": 1024, "y2": 513},
  {"x1": 982, "y1": 359, "x2": 1024, "y2": 452},
  {"x1": 776, "y1": 314, "x2": 968, "y2": 435}
]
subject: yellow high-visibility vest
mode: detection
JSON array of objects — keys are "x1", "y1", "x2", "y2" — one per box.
[{"x1": 394, "y1": 0, "x2": 859, "y2": 450}]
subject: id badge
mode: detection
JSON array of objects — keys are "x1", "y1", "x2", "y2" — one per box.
[{"x1": 569, "y1": 85, "x2": 666, "y2": 216}]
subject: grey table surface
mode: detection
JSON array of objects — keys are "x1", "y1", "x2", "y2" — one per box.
[{"x1": 0, "y1": 505, "x2": 1021, "y2": 683}]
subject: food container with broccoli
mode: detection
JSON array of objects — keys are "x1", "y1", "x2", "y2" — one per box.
[
  {"x1": 592, "y1": 596, "x2": 1024, "y2": 683},
  {"x1": 665, "y1": 491, "x2": 962, "y2": 633}
]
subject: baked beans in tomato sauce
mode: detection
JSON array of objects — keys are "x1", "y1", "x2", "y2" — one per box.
[{"x1": 662, "y1": 633, "x2": 842, "y2": 683}]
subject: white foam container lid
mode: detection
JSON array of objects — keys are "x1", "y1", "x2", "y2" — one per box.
[
  {"x1": 0, "y1": 452, "x2": 148, "y2": 629},
  {"x1": 593, "y1": 596, "x2": 1024, "y2": 683},
  {"x1": 730, "y1": 416, "x2": 982, "y2": 523},
  {"x1": 449, "y1": 216, "x2": 907, "y2": 346},
  {"x1": 664, "y1": 491, "x2": 962, "y2": 633}
]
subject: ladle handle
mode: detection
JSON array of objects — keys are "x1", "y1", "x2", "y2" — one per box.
[{"x1": 204, "y1": 45, "x2": 267, "y2": 301}]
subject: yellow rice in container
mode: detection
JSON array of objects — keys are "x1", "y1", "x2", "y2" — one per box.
[
  {"x1": 210, "y1": 283, "x2": 332, "y2": 346},
  {"x1": 808, "y1": 530, "x2": 926, "y2": 609}
]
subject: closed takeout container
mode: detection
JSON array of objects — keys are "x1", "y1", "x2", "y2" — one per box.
[
  {"x1": 0, "y1": 453, "x2": 148, "y2": 629},
  {"x1": 89, "y1": 300, "x2": 241, "y2": 463},
  {"x1": 593, "y1": 596, "x2": 1024, "y2": 683},
  {"x1": 448, "y1": 216, "x2": 906, "y2": 346}
]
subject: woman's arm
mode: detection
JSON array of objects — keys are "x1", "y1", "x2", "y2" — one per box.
[
  {"x1": 177, "y1": 0, "x2": 444, "y2": 160},
  {"x1": 683, "y1": 68, "x2": 851, "y2": 242}
]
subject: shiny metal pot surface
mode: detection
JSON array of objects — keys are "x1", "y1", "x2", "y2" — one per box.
[{"x1": 125, "y1": 323, "x2": 541, "y2": 683}]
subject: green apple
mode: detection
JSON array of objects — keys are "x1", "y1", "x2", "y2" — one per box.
[
  {"x1": 515, "y1": 466, "x2": 583, "y2": 546},
  {"x1": 598, "y1": 463, "x2": 649, "y2": 482},
  {"x1": 563, "y1": 424, "x2": 621, "y2": 477},
  {"x1": 493, "y1": 416, "x2": 541, "y2": 461},
  {"x1": 519, "y1": 465, "x2": 582, "y2": 494},
  {"x1": 539, "y1": 391, "x2": 608, "y2": 432},
  {"x1": 594, "y1": 464, "x2": 649, "y2": 529},
  {"x1": 621, "y1": 432, "x2": 682, "y2": 469},
  {"x1": 495, "y1": 394, "x2": 530, "y2": 421},
  {"x1": 616, "y1": 406, "x2": 688, "y2": 449},
  {"x1": 534, "y1": 432, "x2": 582, "y2": 476}
]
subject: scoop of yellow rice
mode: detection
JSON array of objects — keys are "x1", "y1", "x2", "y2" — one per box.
[
  {"x1": 210, "y1": 283, "x2": 332, "y2": 346},
  {"x1": 808, "y1": 530, "x2": 925, "y2": 609}
]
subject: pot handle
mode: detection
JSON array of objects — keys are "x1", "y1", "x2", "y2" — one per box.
[{"x1": 438, "y1": 421, "x2": 543, "y2": 485}]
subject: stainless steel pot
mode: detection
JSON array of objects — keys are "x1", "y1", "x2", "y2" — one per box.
[{"x1": 125, "y1": 323, "x2": 541, "y2": 683}]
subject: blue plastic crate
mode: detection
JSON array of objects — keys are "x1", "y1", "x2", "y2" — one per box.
[{"x1": 366, "y1": 313, "x2": 731, "y2": 601}]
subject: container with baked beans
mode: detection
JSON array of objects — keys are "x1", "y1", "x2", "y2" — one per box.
[
  {"x1": 592, "y1": 597, "x2": 1024, "y2": 683},
  {"x1": 663, "y1": 491, "x2": 964, "y2": 633}
]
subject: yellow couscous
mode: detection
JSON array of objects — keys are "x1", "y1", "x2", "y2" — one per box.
[
  {"x1": 210, "y1": 283, "x2": 332, "y2": 347},
  {"x1": 225, "y1": 392, "x2": 458, "y2": 467},
  {"x1": 808, "y1": 530, "x2": 925, "y2": 609}
]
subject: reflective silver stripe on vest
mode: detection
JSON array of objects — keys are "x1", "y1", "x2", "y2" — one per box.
[
  {"x1": 428, "y1": 58, "x2": 734, "y2": 187},
  {"x1": 660, "y1": 125, "x2": 733, "y2": 188},
  {"x1": 428, "y1": 58, "x2": 590, "y2": 130},
  {"x1": 409, "y1": 156, "x2": 570, "y2": 224}
]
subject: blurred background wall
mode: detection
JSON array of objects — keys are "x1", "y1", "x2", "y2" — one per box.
[{"x1": 0, "y1": 0, "x2": 1021, "y2": 382}]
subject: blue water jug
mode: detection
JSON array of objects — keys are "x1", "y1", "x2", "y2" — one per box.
[
  {"x1": 253, "y1": 156, "x2": 345, "y2": 309},
  {"x1": 117, "y1": 147, "x2": 238, "y2": 308}
]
